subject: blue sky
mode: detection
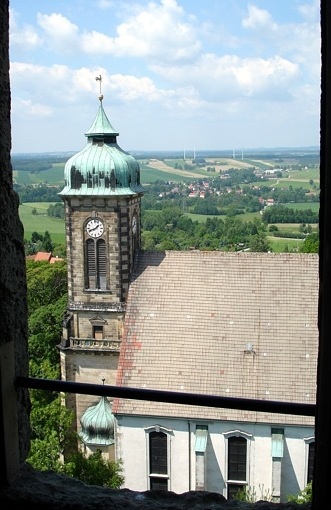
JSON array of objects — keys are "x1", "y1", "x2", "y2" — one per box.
[{"x1": 9, "y1": 0, "x2": 320, "y2": 154}]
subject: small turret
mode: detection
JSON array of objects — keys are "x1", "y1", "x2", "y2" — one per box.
[{"x1": 79, "y1": 395, "x2": 115, "y2": 446}]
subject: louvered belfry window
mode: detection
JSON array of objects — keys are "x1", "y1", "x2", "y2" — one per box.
[
  {"x1": 86, "y1": 238, "x2": 107, "y2": 289},
  {"x1": 97, "y1": 239, "x2": 107, "y2": 289}
]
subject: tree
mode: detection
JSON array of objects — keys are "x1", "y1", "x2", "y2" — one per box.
[
  {"x1": 28, "y1": 395, "x2": 76, "y2": 471},
  {"x1": 26, "y1": 259, "x2": 67, "y2": 315},
  {"x1": 27, "y1": 231, "x2": 55, "y2": 255},
  {"x1": 48, "y1": 202, "x2": 65, "y2": 219},
  {"x1": 42, "y1": 230, "x2": 53, "y2": 252},
  {"x1": 192, "y1": 197, "x2": 219, "y2": 215},
  {"x1": 31, "y1": 231, "x2": 43, "y2": 244},
  {"x1": 26, "y1": 260, "x2": 75, "y2": 471},
  {"x1": 249, "y1": 234, "x2": 271, "y2": 252},
  {"x1": 63, "y1": 450, "x2": 124, "y2": 488},
  {"x1": 28, "y1": 295, "x2": 67, "y2": 374},
  {"x1": 299, "y1": 232, "x2": 319, "y2": 253}
]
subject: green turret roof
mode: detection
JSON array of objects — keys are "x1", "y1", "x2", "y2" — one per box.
[
  {"x1": 59, "y1": 95, "x2": 144, "y2": 197},
  {"x1": 79, "y1": 396, "x2": 115, "y2": 446},
  {"x1": 85, "y1": 100, "x2": 119, "y2": 138}
]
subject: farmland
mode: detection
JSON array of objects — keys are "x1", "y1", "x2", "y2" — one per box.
[
  {"x1": 19, "y1": 202, "x2": 65, "y2": 244},
  {"x1": 15, "y1": 149, "x2": 319, "y2": 252}
]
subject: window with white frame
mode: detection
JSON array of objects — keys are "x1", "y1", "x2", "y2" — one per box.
[
  {"x1": 145, "y1": 426, "x2": 171, "y2": 491},
  {"x1": 271, "y1": 428, "x2": 284, "y2": 458},
  {"x1": 195, "y1": 425, "x2": 208, "y2": 490},
  {"x1": 224, "y1": 430, "x2": 252, "y2": 500}
]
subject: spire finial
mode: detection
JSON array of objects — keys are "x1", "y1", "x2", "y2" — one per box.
[{"x1": 95, "y1": 75, "x2": 103, "y2": 101}]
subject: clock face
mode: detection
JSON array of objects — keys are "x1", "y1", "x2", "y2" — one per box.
[{"x1": 86, "y1": 218, "x2": 104, "y2": 238}]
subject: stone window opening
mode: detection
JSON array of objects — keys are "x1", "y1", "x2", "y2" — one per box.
[{"x1": 86, "y1": 238, "x2": 107, "y2": 290}]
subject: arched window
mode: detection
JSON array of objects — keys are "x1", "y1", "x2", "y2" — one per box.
[
  {"x1": 149, "y1": 431, "x2": 168, "y2": 490},
  {"x1": 227, "y1": 436, "x2": 247, "y2": 497},
  {"x1": 86, "y1": 238, "x2": 107, "y2": 289}
]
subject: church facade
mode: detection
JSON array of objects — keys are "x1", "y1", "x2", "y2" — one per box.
[
  {"x1": 113, "y1": 250, "x2": 317, "y2": 501},
  {"x1": 59, "y1": 92, "x2": 318, "y2": 501}
]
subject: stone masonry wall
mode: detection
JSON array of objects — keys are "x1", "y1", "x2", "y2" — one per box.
[{"x1": 0, "y1": 0, "x2": 30, "y2": 467}]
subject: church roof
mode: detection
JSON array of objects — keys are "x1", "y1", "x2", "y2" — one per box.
[
  {"x1": 80, "y1": 396, "x2": 115, "y2": 446},
  {"x1": 113, "y1": 251, "x2": 318, "y2": 426},
  {"x1": 59, "y1": 95, "x2": 144, "y2": 197}
]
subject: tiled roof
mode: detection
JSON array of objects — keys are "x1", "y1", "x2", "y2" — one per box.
[
  {"x1": 50, "y1": 256, "x2": 64, "y2": 263},
  {"x1": 30, "y1": 252, "x2": 64, "y2": 263},
  {"x1": 33, "y1": 251, "x2": 52, "y2": 261},
  {"x1": 114, "y1": 252, "x2": 318, "y2": 425}
]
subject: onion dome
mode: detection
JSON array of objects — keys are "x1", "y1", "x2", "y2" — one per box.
[
  {"x1": 59, "y1": 94, "x2": 144, "y2": 197},
  {"x1": 79, "y1": 396, "x2": 115, "y2": 446}
]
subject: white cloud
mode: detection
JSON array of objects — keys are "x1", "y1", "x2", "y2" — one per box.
[
  {"x1": 97, "y1": 0, "x2": 115, "y2": 9},
  {"x1": 37, "y1": 12, "x2": 80, "y2": 53},
  {"x1": 34, "y1": 0, "x2": 200, "y2": 63},
  {"x1": 12, "y1": 98, "x2": 53, "y2": 118},
  {"x1": 242, "y1": 4, "x2": 278, "y2": 31},
  {"x1": 152, "y1": 54, "x2": 299, "y2": 101},
  {"x1": 298, "y1": 0, "x2": 320, "y2": 22},
  {"x1": 109, "y1": 0, "x2": 200, "y2": 62},
  {"x1": 10, "y1": 62, "x2": 91, "y2": 109},
  {"x1": 80, "y1": 30, "x2": 115, "y2": 55},
  {"x1": 9, "y1": 8, "x2": 42, "y2": 51},
  {"x1": 10, "y1": 62, "x2": 171, "y2": 108},
  {"x1": 8, "y1": 0, "x2": 320, "y2": 152},
  {"x1": 109, "y1": 74, "x2": 167, "y2": 101}
]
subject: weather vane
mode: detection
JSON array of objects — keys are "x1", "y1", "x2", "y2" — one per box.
[{"x1": 95, "y1": 74, "x2": 103, "y2": 100}]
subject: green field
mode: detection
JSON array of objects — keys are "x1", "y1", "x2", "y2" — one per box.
[
  {"x1": 268, "y1": 237, "x2": 304, "y2": 253},
  {"x1": 140, "y1": 160, "x2": 209, "y2": 182},
  {"x1": 19, "y1": 203, "x2": 65, "y2": 243},
  {"x1": 140, "y1": 163, "x2": 195, "y2": 183},
  {"x1": 14, "y1": 164, "x2": 65, "y2": 186},
  {"x1": 285, "y1": 202, "x2": 319, "y2": 212},
  {"x1": 187, "y1": 211, "x2": 262, "y2": 223}
]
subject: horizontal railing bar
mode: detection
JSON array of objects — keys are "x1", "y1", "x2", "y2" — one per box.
[{"x1": 15, "y1": 376, "x2": 315, "y2": 417}]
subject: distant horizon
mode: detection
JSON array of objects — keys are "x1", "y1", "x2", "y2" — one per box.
[{"x1": 11, "y1": 145, "x2": 320, "y2": 158}]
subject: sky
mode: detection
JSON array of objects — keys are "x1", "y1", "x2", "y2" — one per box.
[{"x1": 9, "y1": 0, "x2": 321, "y2": 154}]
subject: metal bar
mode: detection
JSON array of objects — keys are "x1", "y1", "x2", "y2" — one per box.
[{"x1": 15, "y1": 376, "x2": 315, "y2": 417}]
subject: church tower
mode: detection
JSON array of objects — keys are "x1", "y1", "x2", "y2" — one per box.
[{"x1": 58, "y1": 81, "x2": 144, "y2": 453}]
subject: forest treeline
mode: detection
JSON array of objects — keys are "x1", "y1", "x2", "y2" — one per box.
[{"x1": 141, "y1": 206, "x2": 318, "y2": 252}]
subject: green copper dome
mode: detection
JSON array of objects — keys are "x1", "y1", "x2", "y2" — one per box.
[
  {"x1": 80, "y1": 396, "x2": 115, "y2": 446},
  {"x1": 60, "y1": 96, "x2": 144, "y2": 197}
]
